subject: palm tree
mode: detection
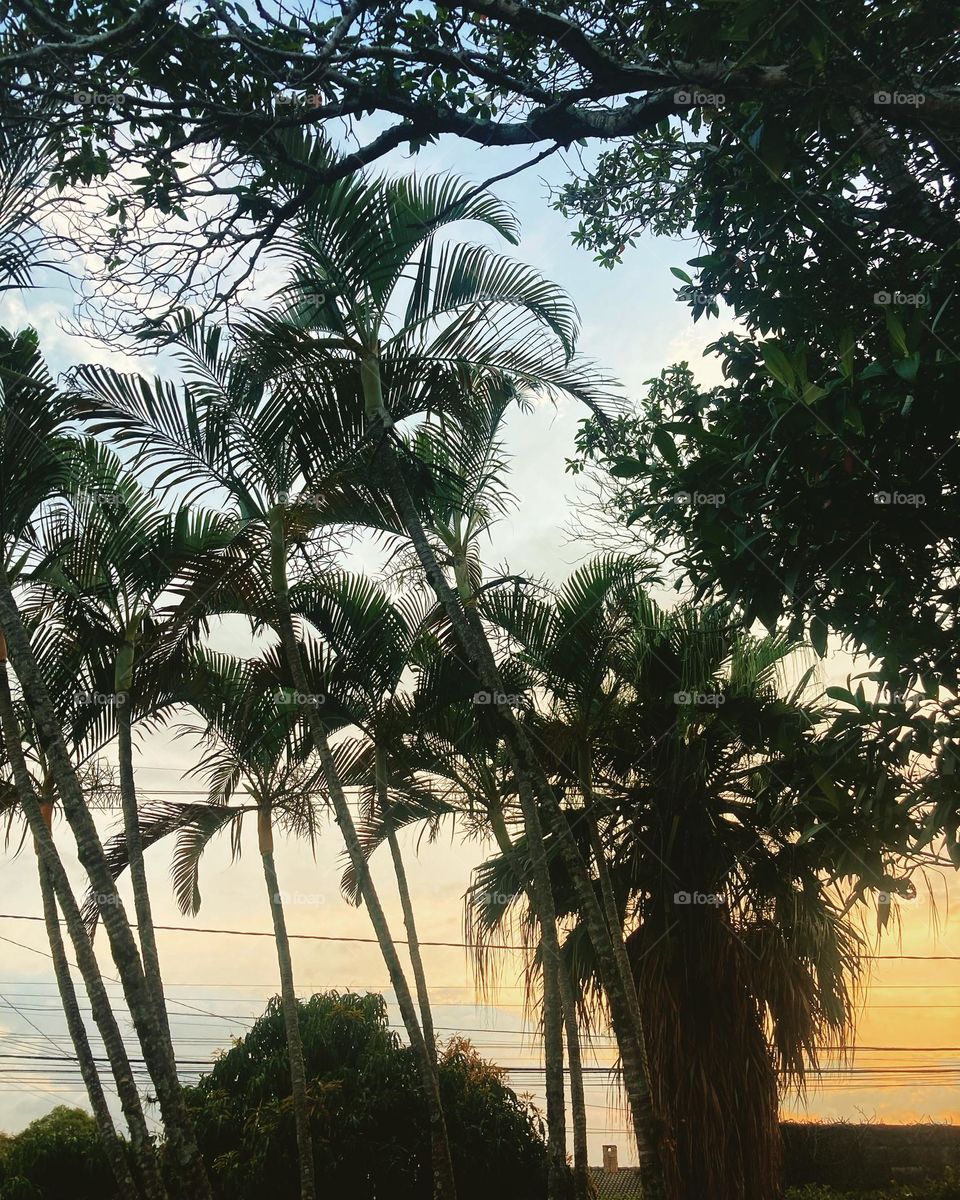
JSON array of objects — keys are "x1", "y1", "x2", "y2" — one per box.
[
  {"x1": 27, "y1": 438, "x2": 238, "y2": 1040},
  {"x1": 232, "y1": 147, "x2": 665, "y2": 1197},
  {"x1": 300, "y1": 573, "x2": 444, "y2": 1061},
  {"x1": 0, "y1": 328, "x2": 210, "y2": 1197},
  {"x1": 478, "y1": 560, "x2": 879, "y2": 1200},
  {"x1": 75, "y1": 153, "x2": 665, "y2": 1195},
  {"x1": 343, "y1": 630, "x2": 586, "y2": 1199},
  {"x1": 229, "y1": 157, "x2": 630, "y2": 1197},
  {"x1": 0, "y1": 667, "x2": 147, "y2": 1199},
  {"x1": 400, "y1": 389, "x2": 587, "y2": 1195},
  {"x1": 94, "y1": 646, "x2": 328, "y2": 1200},
  {"x1": 71, "y1": 313, "x2": 460, "y2": 1200},
  {"x1": 185, "y1": 648, "x2": 328, "y2": 1200}
]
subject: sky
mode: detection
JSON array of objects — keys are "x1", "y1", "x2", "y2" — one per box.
[{"x1": 1, "y1": 132, "x2": 959, "y2": 1170}]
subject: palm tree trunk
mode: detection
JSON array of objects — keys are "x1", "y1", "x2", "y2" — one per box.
[
  {"x1": 0, "y1": 646, "x2": 167, "y2": 1199},
  {"x1": 486, "y1": 801, "x2": 568, "y2": 1200},
  {"x1": 258, "y1": 806, "x2": 317, "y2": 1200},
  {"x1": 369, "y1": 438, "x2": 665, "y2": 1197},
  {"x1": 268, "y1": 509, "x2": 458, "y2": 1200},
  {"x1": 36, "y1": 823, "x2": 141, "y2": 1199},
  {"x1": 558, "y1": 956, "x2": 590, "y2": 1200},
  {"x1": 582, "y1": 808, "x2": 665, "y2": 1182},
  {"x1": 115, "y1": 642, "x2": 172, "y2": 1046},
  {"x1": 450, "y1": 518, "x2": 569, "y2": 1200},
  {"x1": 43, "y1": 860, "x2": 169, "y2": 1200},
  {"x1": 376, "y1": 743, "x2": 436, "y2": 1054},
  {"x1": 0, "y1": 579, "x2": 212, "y2": 1200},
  {"x1": 528, "y1": 771, "x2": 665, "y2": 1198}
]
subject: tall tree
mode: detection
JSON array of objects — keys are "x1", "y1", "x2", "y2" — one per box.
[
  {"x1": 3, "y1": 1, "x2": 957, "y2": 330},
  {"x1": 244, "y1": 156, "x2": 665, "y2": 1196},
  {"x1": 474, "y1": 559, "x2": 917, "y2": 1200},
  {"x1": 94, "y1": 647, "x2": 329, "y2": 1200},
  {"x1": 0, "y1": 666, "x2": 147, "y2": 1200},
  {"x1": 0, "y1": 328, "x2": 211, "y2": 1198},
  {"x1": 301, "y1": 573, "x2": 443, "y2": 1062},
  {"x1": 71, "y1": 314, "x2": 460, "y2": 1200},
  {"x1": 26, "y1": 439, "x2": 238, "y2": 1044}
]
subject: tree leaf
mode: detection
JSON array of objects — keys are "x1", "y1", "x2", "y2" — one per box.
[
  {"x1": 760, "y1": 342, "x2": 796, "y2": 390},
  {"x1": 609, "y1": 456, "x2": 646, "y2": 478},
  {"x1": 651, "y1": 426, "x2": 680, "y2": 467}
]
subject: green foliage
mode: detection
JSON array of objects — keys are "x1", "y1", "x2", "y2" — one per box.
[
  {"x1": 4, "y1": 0, "x2": 956, "y2": 319},
  {"x1": 0, "y1": 1107, "x2": 118, "y2": 1200},
  {"x1": 787, "y1": 1185, "x2": 960, "y2": 1200},
  {"x1": 184, "y1": 991, "x2": 549, "y2": 1200},
  {"x1": 556, "y1": 4, "x2": 960, "y2": 779},
  {"x1": 571, "y1": 334, "x2": 960, "y2": 688},
  {"x1": 569, "y1": 350, "x2": 960, "y2": 868}
]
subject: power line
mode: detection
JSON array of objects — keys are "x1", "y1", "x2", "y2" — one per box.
[
  {"x1": 0, "y1": 912, "x2": 524, "y2": 951},
  {"x1": 1, "y1": 913, "x2": 956, "y2": 959}
]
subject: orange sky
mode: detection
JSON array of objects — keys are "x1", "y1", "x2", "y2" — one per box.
[{"x1": 3, "y1": 741, "x2": 959, "y2": 1167}]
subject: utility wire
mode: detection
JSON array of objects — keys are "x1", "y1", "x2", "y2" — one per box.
[{"x1": 1, "y1": 912, "x2": 955, "y2": 958}]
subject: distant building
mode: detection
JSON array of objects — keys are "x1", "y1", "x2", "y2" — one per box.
[{"x1": 588, "y1": 1145, "x2": 643, "y2": 1199}]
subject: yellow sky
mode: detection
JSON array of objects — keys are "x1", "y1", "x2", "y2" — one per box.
[{"x1": 3, "y1": 747, "x2": 959, "y2": 1167}]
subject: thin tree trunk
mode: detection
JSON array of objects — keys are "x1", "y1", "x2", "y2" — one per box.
[
  {"x1": 583, "y1": 808, "x2": 664, "y2": 1184},
  {"x1": 258, "y1": 806, "x2": 317, "y2": 1200},
  {"x1": 487, "y1": 800, "x2": 569, "y2": 1200},
  {"x1": 0, "y1": 646, "x2": 167, "y2": 1199},
  {"x1": 268, "y1": 509, "x2": 458, "y2": 1200},
  {"x1": 0, "y1": 579, "x2": 212, "y2": 1200},
  {"x1": 369, "y1": 439, "x2": 665, "y2": 1197},
  {"x1": 520, "y1": 756, "x2": 664, "y2": 1198},
  {"x1": 558, "y1": 956, "x2": 590, "y2": 1200},
  {"x1": 116, "y1": 642, "x2": 172, "y2": 1044},
  {"x1": 450, "y1": 517, "x2": 569, "y2": 1200},
  {"x1": 376, "y1": 742, "x2": 437, "y2": 1055},
  {"x1": 35, "y1": 818, "x2": 141, "y2": 1199},
  {"x1": 580, "y1": 760, "x2": 664, "y2": 1186}
]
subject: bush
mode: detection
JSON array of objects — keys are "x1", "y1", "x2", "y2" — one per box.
[
  {"x1": 0, "y1": 996, "x2": 551, "y2": 1200},
  {"x1": 787, "y1": 1179, "x2": 960, "y2": 1200},
  {"x1": 0, "y1": 1107, "x2": 116, "y2": 1200},
  {"x1": 183, "y1": 991, "x2": 552, "y2": 1200}
]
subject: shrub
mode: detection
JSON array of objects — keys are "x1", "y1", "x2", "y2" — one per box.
[
  {"x1": 787, "y1": 1179, "x2": 960, "y2": 1200},
  {"x1": 0, "y1": 1107, "x2": 116, "y2": 1200},
  {"x1": 182, "y1": 991, "x2": 551, "y2": 1200}
]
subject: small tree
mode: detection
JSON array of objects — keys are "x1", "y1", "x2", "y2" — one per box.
[
  {"x1": 184, "y1": 992, "x2": 550, "y2": 1200},
  {"x1": 0, "y1": 1107, "x2": 116, "y2": 1200}
]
